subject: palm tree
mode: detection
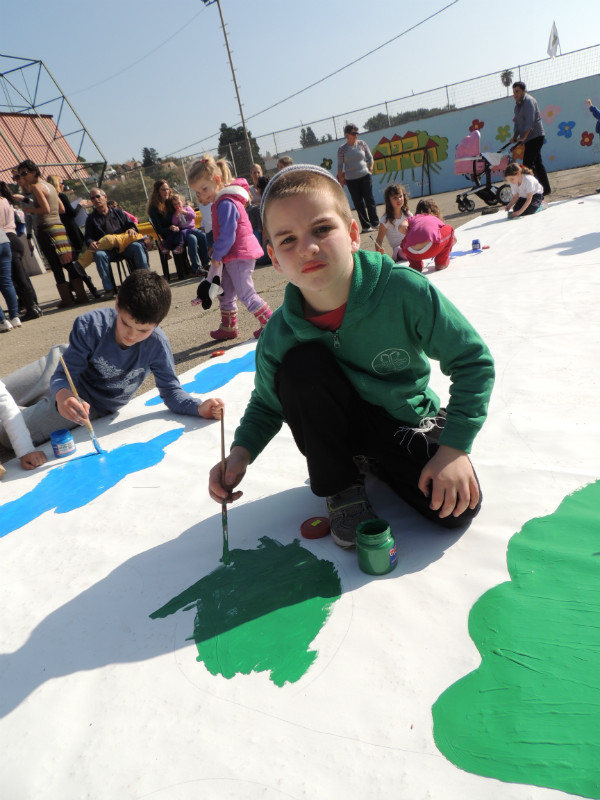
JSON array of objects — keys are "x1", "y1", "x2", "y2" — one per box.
[{"x1": 500, "y1": 69, "x2": 514, "y2": 96}]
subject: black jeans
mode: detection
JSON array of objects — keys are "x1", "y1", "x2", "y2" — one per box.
[
  {"x1": 346, "y1": 174, "x2": 379, "y2": 230},
  {"x1": 523, "y1": 136, "x2": 551, "y2": 195},
  {"x1": 6, "y1": 231, "x2": 37, "y2": 309},
  {"x1": 513, "y1": 194, "x2": 543, "y2": 216},
  {"x1": 275, "y1": 342, "x2": 481, "y2": 529}
]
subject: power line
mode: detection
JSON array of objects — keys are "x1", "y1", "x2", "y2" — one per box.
[
  {"x1": 246, "y1": 0, "x2": 460, "y2": 123},
  {"x1": 168, "y1": 0, "x2": 460, "y2": 157},
  {"x1": 66, "y1": 7, "x2": 207, "y2": 98}
]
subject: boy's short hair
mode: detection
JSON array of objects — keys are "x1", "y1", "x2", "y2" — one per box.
[
  {"x1": 276, "y1": 156, "x2": 293, "y2": 169},
  {"x1": 117, "y1": 270, "x2": 171, "y2": 325},
  {"x1": 261, "y1": 164, "x2": 352, "y2": 239}
]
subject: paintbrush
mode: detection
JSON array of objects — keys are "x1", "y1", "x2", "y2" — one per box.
[
  {"x1": 220, "y1": 411, "x2": 230, "y2": 565},
  {"x1": 59, "y1": 355, "x2": 104, "y2": 455}
]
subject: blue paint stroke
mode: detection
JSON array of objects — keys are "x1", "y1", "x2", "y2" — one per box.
[
  {"x1": 0, "y1": 429, "x2": 183, "y2": 539},
  {"x1": 145, "y1": 350, "x2": 256, "y2": 406},
  {"x1": 450, "y1": 249, "x2": 483, "y2": 258}
]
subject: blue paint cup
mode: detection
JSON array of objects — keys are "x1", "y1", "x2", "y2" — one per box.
[{"x1": 50, "y1": 428, "x2": 76, "y2": 458}]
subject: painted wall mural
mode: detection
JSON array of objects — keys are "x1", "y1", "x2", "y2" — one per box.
[
  {"x1": 283, "y1": 75, "x2": 600, "y2": 205},
  {"x1": 371, "y1": 129, "x2": 448, "y2": 185}
]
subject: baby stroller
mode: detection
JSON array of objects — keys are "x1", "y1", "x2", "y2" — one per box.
[{"x1": 454, "y1": 131, "x2": 513, "y2": 212}]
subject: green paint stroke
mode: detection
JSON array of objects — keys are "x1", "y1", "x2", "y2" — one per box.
[
  {"x1": 433, "y1": 481, "x2": 600, "y2": 798},
  {"x1": 150, "y1": 537, "x2": 341, "y2": 687}
]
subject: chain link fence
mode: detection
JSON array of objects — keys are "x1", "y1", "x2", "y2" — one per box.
[{"x1": 80, "y1": 44, "x2": 599, "y2": 223}]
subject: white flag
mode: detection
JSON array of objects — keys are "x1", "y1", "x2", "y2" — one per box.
[{"x1": 547, "y1": 21, "x2": 560, "y2": 59}]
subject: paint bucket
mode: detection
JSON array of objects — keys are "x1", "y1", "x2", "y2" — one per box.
[
  {"x1": 50, "y1": 428, "x2": 76, "y2": 458},
  {"x1": 356, "y1": 518, "x2": 398, "y2": 575}
]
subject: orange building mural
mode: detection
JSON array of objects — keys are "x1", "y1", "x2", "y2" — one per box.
[{"x1": 372, "y1": 130, "x2": 448, "y2": 182}]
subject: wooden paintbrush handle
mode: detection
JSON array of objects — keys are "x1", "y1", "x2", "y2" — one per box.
[{"x1": 59, "y1": 355, "x2": 93, "y2": 433}]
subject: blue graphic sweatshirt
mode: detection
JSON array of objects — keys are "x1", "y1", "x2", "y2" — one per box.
[{"x1": 50, "y1": 308, "x2": 199, "y2": 416}]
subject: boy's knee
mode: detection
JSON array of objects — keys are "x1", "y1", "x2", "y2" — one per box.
[{"x1": 432, "y1": 497, "x2": 482, "y2": 530}]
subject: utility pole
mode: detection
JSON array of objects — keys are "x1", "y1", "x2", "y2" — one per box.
[{"x1": 201, "y1": 0, "x2": 254, "y2": 170}]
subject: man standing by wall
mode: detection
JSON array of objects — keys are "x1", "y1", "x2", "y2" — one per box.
[{"x1": 511, "y1": 82, "x2": 551, "y2": 196}]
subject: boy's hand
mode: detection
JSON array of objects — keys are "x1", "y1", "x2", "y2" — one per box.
[
  {"x1": 208, "y1": 445, "x2": 251, "y2": 504},
  {"x1": 418, "y1": 445, "x2": 479, "y2": 519},
  {"x1": 197, "y1": 397, "x2": 224, "y2": 419},
  {"x1": 56, "y1": 388, "x2": 90, "y2": 425},
  {"x1": 20, "y1": 450, "x2": 47, "y2": 470}
]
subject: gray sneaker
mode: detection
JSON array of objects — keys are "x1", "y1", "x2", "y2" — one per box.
[{"x1": 327, "y1": 480, "x2": 376, "y2": 549}]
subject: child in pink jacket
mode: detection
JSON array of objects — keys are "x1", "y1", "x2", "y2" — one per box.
[
  {"x1": 399, "y1": 199, "x2": 456, "y2": 272},
  {"x1": 188, "y1": 155, "x2": 271, "y2": 340}
]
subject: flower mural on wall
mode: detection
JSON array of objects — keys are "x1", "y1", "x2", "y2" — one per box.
[
  {"x1": 541, "y1": 105, "x2": 561, "y2": 125},
  {"x1": 512, "y1": 142, "x2": 525, "y2": 160},
  {"x1": 580, "y1": 131, "x2": 594, "y2": 147},
  {"x1": 320, "y1": 158, "x2": 333, "y2": 170},
  {"x1": 469, "y1": 119, "x2": 484, "y2": 132},
  {"x1": 496, "y1": 125, "x2": 511, "y2": 143},
  {"x1": 558, "y1": 121, "x2": 576, "y2": 138}
]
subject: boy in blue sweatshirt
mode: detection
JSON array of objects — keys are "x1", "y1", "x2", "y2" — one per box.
[
  {"x1": 209, "y1": 165, "x2": 494, "y2": 548},
  {"x1": 0, "y1": 271, "x2": 223, "y2": 451}
]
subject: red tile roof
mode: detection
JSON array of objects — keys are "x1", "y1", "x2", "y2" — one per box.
[{"x1": 0, "y1": 112, "x2": 90, "y2": 179}]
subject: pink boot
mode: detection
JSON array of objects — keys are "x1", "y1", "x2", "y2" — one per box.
[
  {"x1": 253, "y1": 302, "x2": 272, "y2": 339},
  {"x1": 210, "y1": 310, "x2": 238, "y2": 341}
]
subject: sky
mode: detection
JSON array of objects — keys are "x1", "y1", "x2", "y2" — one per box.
[{"x1": 1, "y1": 0, "x2": 598, "y2": 165}]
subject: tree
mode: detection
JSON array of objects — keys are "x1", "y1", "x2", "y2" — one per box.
[
  {"x1": 364, "y1": 113, "x2": 390, "y2": 132},
  {"x1": 364, "y1": 105, "x2": 455, "y2": 133},
  {"x1": 500, "y1": 70, "x2": 514, "y2": 96},
  {"x1": 300, "y1": 126, "x2": 319, "y2": 148},
  {"x1": 142, "y1": 147, "x2": 159, "y2": 167},
  {"x1": 217, "y1": 123, "x2": 263, "y2": 177}
]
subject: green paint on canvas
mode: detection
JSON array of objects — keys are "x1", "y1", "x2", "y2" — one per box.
[
  {"x1": 150, "y1": 536, "x2": 341, "y2": 686},
  {"x1": 432, "y1": 481, "x2": 600, "y2": 798}
]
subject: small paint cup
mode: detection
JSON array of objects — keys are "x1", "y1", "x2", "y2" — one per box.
[
  {"x1": 50, "y1": 428, "x2": 76, "y2": 458},
  {"x1": 356, "y1": 518, "x2": 398, "y2": 575}
]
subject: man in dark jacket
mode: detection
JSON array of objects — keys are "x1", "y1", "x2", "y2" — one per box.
[{"x1": 85, "y1": 189, "x2": 148, "y2": 292}]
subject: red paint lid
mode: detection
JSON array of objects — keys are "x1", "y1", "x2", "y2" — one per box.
[{"x1": 301, "y1": 516, "x2": 330, "y2": 539}]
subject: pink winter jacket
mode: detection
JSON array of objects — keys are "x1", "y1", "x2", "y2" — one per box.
[{"x1": 211, "y1": 178, "x2": 263, "y2": 262}]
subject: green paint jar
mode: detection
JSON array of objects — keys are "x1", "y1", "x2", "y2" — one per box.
[{"x1": 356, "y1": 518, "x2": 398, "y2": 575}]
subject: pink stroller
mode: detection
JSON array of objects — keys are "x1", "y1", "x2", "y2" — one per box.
[{"x1": 454, "y1": 131, "x2": 512, "y2": 212}]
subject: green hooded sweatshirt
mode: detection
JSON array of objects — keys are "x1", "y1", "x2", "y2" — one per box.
[{"x1": 233, "y1": 250, "x2": 494, "y2": 460}]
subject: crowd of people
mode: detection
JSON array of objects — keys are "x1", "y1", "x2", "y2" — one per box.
[{"x1": 1, "y1": 79, "x2": 561, "y2": 333}]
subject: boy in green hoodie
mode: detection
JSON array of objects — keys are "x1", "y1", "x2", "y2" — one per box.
[{"x1": 209, "y1": 165, "x2": 495, "y2": 548}]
